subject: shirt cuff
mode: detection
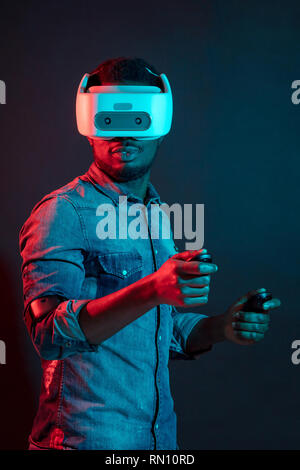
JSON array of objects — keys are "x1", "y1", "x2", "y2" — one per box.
[
  {"x1": 53, "y1": 299, "x2": 99, "y2": 353},
  {"x1": 170, "y1": 312, "x2": 213, "y2": 360}
]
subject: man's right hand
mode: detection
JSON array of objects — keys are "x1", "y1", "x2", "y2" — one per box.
[
  {"x1": 152, "y1": 249, "x2": 218, "y2": 307},
  {"x1": 79, "y1": 249, "x2": 218, "y2": 345}
]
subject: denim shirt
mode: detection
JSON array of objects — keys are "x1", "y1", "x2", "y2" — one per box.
[{"x1": 19, "y1": 161, "x2": 211, "y2": 450}]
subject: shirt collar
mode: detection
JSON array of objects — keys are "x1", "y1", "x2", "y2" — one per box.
[{"x1": 82, "y1": 161, "x2": 162, "y2": 206}]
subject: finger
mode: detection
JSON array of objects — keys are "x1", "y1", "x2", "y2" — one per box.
[
  {"x1": 177, "y1": 260, "x2": 218, "y2": 276},
  {"x1": 181, "y1": 285, "x2": 210, "y2": 297},
  {"x1": 172, "y1": 248, "x2": 205, "y2": 261},
  {"x1": 233, "y1": 331, "x2": 265, "y2": 342},
  {"x1": 182, "y1": 296, "x2": 208, "y2": 306},
  {"x1": 178, "y1": 275, "x2": 211, "y2": 287},
  {"x1": 232, "y1": 287, "x2": 267, "y2": 312},
  {"x1": 233, "y1": 311, "x2": 270, "y2": 323},
  {"x1": 262, "y1": 298, "x2": 281, "y2": 311},
  {"x1": 232, "y1": 321, "x2": 269, "y2": 333}
]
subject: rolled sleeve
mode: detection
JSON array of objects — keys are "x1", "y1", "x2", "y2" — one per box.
[
  {"x1": 169, "y1": 306, "x2": 212, "y2": 360},
  {"x1": 19, "y1": 195, "x2": 97, "y2": 359},
  {"x1": 32, "y1": 299, "x2": 99, "y2": 360}
]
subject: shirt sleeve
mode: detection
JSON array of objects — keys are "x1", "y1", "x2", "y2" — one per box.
[
  {"x1": 19, "y1": 194, "x2": 98, "y2": 360},
  {"x1": 169, "y1": 306, "x2": 213, "y2": 360}
]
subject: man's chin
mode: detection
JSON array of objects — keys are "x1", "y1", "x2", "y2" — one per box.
[
  {"x1": 115, "y1": 165, "x2": 152, "y2": 182},
  {"x1": 95, "y1": 160, "x2": 152, "y2": 183}
]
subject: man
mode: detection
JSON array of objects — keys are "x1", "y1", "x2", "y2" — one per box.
[{"x1": 19, "y1": 57, "x2": 281, "y2": 450}]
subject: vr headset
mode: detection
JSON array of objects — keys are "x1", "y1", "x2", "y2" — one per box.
[{"x1": 76, "y1": 69, "x2": 173, "y2": 140}]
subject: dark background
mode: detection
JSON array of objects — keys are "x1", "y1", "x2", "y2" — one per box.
[{"x1": 0, "y1": 0, "x2": 299, "y2": 450}]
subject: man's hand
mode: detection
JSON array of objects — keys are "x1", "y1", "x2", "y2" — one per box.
[
  {"x1": 222, "y1": 287, "x2": 281, "y2": 345},
  {"x1": 153, "y1": 249, "x2": 218, "y2": 307},
  {"x1": 79, "y1": 248, "x2": 218, "y2": 345}
]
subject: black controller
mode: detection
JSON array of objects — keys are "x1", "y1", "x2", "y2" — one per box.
[
  {"x1": 192, "y1": 252, "x2": 213, "y2": 263},
  {"x1": 192, "y1": 251, "x2": 272, "y2": 312},
  {"x1": 242, "y1": 291, "x2": 272, "y2": 313}
]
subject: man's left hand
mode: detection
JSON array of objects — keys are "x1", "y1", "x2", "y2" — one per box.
[{"x1": 222, "y1": 287, "x2": 281, "y2": 345}]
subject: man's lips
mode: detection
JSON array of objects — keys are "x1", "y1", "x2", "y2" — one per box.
[
  {"x1": 110, "y1": 145, "x2": 142, "y2": 161},
  {"x1": 111, "y1": 145, "x2": 142, "y2": 154}
]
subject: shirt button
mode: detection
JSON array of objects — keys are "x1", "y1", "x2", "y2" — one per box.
[
  {"x1": 122, "y1": 270, "x2": 127, "y2": 276},
  {"x1": 155, "y1": 424, "x2": 159, "y2": 430},
  {"x1": 155, "y1": 249, "x2": 158, "y2": 255},
  {"x1": 158, "y1": 335, "x2": 162, "y2": 341},
  {"x1": 65, "y1": 341, "x2": 72, "y2": 348}
]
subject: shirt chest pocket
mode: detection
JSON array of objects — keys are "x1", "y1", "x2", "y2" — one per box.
[{"x1": 94, "y1": 250, "x2": 143, "y2": 298}]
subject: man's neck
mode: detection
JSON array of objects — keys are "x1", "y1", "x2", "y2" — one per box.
[
  {"x1": 118, "y1": 173, "x2": 150, "y2": 202},
  {"x1": 91, "y1": 161, "x2": 150, "y2": 202}
]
